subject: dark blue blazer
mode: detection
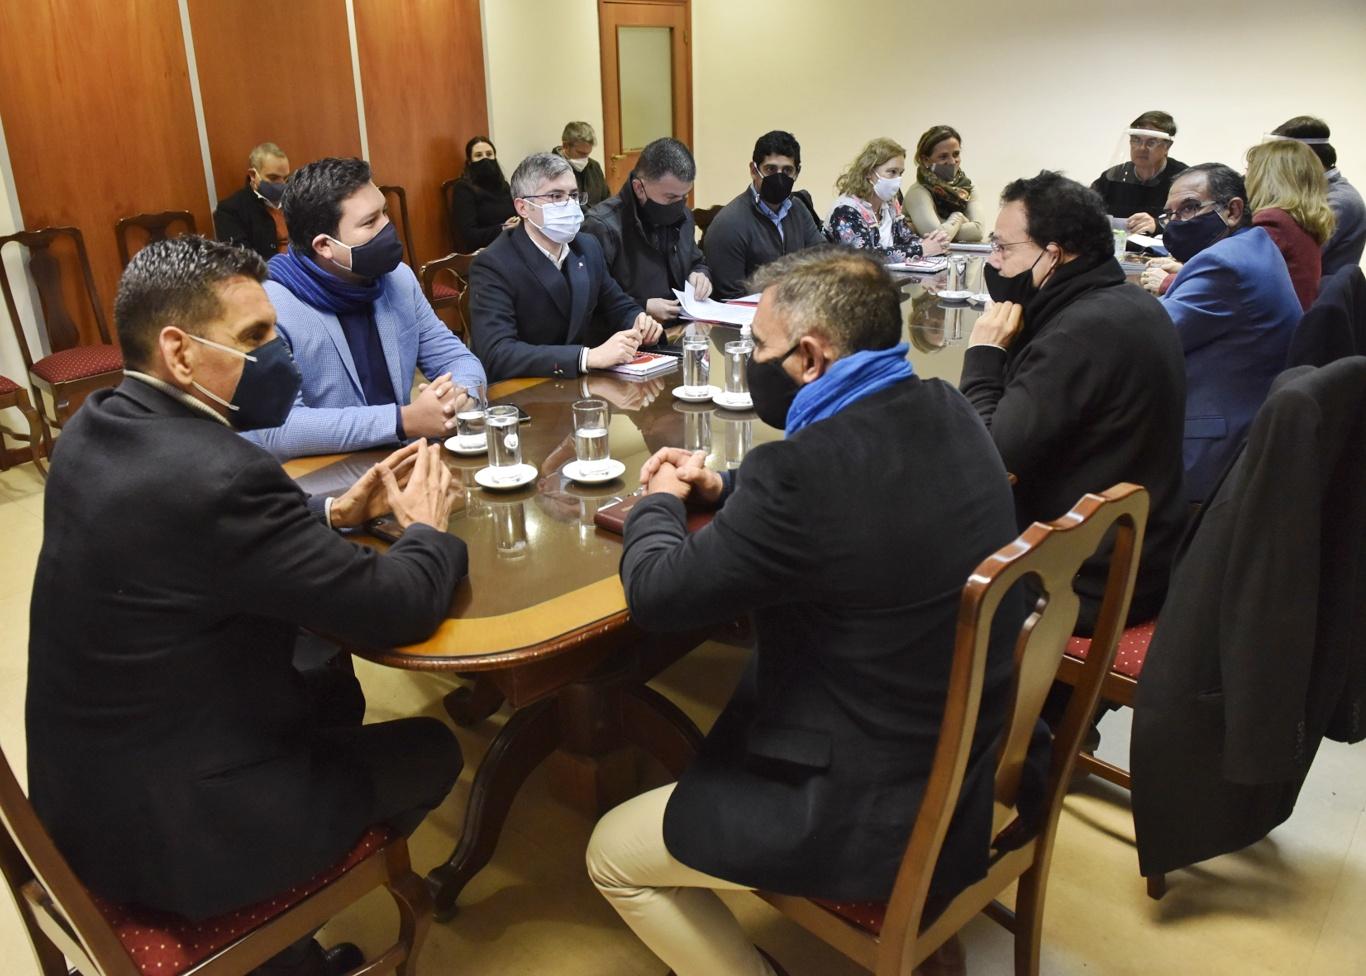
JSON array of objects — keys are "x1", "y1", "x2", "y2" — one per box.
[
  {"x1": 1161, "y1": 227, "x2": 1302, "y2": 502},
  {"x1": 469, "y1": 226, "x2": 641, "y2": 381}
]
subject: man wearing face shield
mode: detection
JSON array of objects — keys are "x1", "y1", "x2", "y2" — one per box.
[
  {"x1": 960, "y1": 171, "x2": 1187, "y2": 633},
  {"x1": 27, "y1": 236, "x2": 466, "y2": 974},
  {"x1": 213, "y1": 141, "x2": 291, "y2": 261},
  {"x1": 588, "y1": 246, "x2": 1032, "y2": 976},
  {"x1": 1090, "y1": 111, "x2": 1188, "y2": 236},
  {"x1": 703, "y1": 130, "x2": 826, "y2": 300},
  {"x1": 1154, "y1": 163, "x2": 1302, "y2": 503},
  {"x1": 245, "y1": 157, "x2": 486, "y2": 460},
  {"x1": 584, "y1": 137, "x2": 713, "y2": 327}
]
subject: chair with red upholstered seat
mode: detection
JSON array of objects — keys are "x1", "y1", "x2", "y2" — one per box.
[
  {"x1": 757, "y1": 484, "x2": 1148, "y2": 976},
  {"x1": 379, "y1": 185, "x2": 417, "y2": 269},
  {"x1": 114, "y1": 211, "x2": 198, "y2": 268},
  {"x1": 0, "y1": 742, "x2": 432, "y2": 976},
  {"x1": 418, "y1": 252, "x2": 477, "y2": 350},
  {"x1": 0, "y1": 374, "x2": 46, "y2": 476},
  {"x1": 0, "y1": 227, "x2": 124, "y2": 450}
]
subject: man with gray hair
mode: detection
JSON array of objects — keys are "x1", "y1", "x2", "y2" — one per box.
[
  {"x1": 213, "y1": 141, "x2": 291, "y2": 260},
  {"x1": 586, "y1": 246, "x2": 1029, "y2": 976},
  {"x1": 584, "y1": 137, "x2": 712, "y2": 328},
  {"x1": 554, "y1": 120, "x2": 610, "y2": 207},
  {"x1": 470, "y1": 151, "x2": 662, "y2": 381}
]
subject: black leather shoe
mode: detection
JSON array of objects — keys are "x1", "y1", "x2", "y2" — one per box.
[{"x1": 322, "y1": 942, "x2": 365, "y2": 975}]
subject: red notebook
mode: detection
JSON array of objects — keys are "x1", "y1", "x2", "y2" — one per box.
[{"x1": 593, "y1": 493, "x2": 715, "y2": 535}]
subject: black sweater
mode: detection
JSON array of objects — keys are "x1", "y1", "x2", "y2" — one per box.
[
  {"x1": 959, "y1": 256, "x2": 1188, "y2": 628},
  {"x1": 450, "y1": 178, "x2": 516, "y2": 251},
  {"x1": 1090, "y1": 159, "x2": 1188, "y2": 222},
  {"x1": 703, "y1": 188, "x2": 826, "y2": 299}
]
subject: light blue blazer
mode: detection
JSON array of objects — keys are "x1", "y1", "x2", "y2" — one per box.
[{"x1": 245, "y1": 263, "x2": 485, "y2": 459}]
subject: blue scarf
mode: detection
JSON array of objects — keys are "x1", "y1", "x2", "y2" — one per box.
[
  {"x1": 267, "y1": 247, "x2": 383, "y2": 315},
  {"x1": 785, "y1": 342, "x2": 914, "y2": 434}
]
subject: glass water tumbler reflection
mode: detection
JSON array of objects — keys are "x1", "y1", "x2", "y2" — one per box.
[
  {"x1": 724, "y1": 339, "x2": 753, "y2": 397},
  {"x1": 486, "y1": 405, "x2": 522, "y2": 471},
  {"x1": 493, "y1": 501, "x2": 528, "y2": 558},
  {"x1": 717, "y1": 416, "x2": 753, "y2": 470},
  {"x1": 683, "y1": 409, "x2": 712, "y2": 453},
  {"x1": 682, "y1": 335, "x2": 711, "y2": 395},
  {"x1": 571, "y1": 398, "x2": 611, "y2": 475}
]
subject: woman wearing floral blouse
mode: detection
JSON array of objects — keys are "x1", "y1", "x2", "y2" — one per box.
[{"x1": 825, "y1": 137, "x2": 948, "y2": 261}]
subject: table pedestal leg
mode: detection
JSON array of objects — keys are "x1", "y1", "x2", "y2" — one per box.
[
  {"x1": 443, "y1": 674, "x2": 505, "y2": 727},
  {"x1": 427, "y1": 698, "x2": 560, "y2": 920}
]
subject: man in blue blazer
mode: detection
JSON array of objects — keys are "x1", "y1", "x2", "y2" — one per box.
[
  {"x1": 245, "y1": 157, "x2": 486, "y2": 460},
  {"x1": 470, "y1": 152, "x2": 662, "y2": 382},
  {"x1": 1159, "y1": 163, "x2": 1302, "y2": 502}
]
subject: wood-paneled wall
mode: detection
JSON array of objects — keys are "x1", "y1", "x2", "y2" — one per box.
[
  {"x1": 356, "y1": 0, "x2": 489, "y2": 266},
  {"x1": 189, "y1": 0, "x2": 363, "y2": 204},
  {"x1": 0, "y1": 1, "x2": 211, "y2": 347}
]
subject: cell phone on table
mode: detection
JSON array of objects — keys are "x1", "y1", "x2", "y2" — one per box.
[{"x1": 366, "y1": 515, "x2": 404, "y2": 543}]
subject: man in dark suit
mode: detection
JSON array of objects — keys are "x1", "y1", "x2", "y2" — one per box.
[
  {"x1": 469, "y1": 152, "x2": 663, "y2": 381},
  {"x1": 587, "y1": 248, "x2": 1030, "y2": 976},
  {"x1": 27, "y1": 236, "x2": 465, "y2": 976},
  {"x1": 213, "y1": 141, "x2": 291, "y2": 261}
]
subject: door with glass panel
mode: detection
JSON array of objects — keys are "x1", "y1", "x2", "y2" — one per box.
[{"x1": 597, "y1": 0, "x2": 693, "y2": 191}]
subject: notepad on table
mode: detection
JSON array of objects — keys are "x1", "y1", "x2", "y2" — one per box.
[{"x1": 604, "y1": 351, "x2": 680, "y2": 378}]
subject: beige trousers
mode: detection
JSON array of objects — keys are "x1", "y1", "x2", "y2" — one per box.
[{"x1": 587, "y1": 784, "x2": 777, "y2": 976}]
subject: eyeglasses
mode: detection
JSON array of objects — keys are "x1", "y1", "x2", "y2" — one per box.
[
  {"x1": 522, "y1": 190, "x2": 588, "y2": 206},
  {"x1": 987, "y1": 237, "x2": 1035, "y2": 255},
  {"x1": 1128, "y1": 136, "x2": 1170, "y2": 151},
  {"x1": 1159, "y1": 198, "x2": 1220, "y2": 223}
]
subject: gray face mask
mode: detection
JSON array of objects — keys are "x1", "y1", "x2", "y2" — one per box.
[{"x1": 931, "y1": 162, "x2": 958, "y2": 181}]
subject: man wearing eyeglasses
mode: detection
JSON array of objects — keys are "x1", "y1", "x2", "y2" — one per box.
[
  {"x1": 1150, "y1": 163, "x2": 1302, "y2": 504},
  {"x1": 1090, "y1": 111, "x2": 1188, "y2": 236},
  {"x1": 703, "y1": 130, "x2": 827, "y2": 300},
  {"x1": 584, "y1": 137, "x2": 712, "y2": 326},
  {"x1": 469, "y1": 152, "x2": 663, "y2": 381}
]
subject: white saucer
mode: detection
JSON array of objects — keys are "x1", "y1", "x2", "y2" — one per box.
[
  {"x1": 474, "y1": 463, "x2": 538, "y2": 491},
  {"x1": 967, "y1": 293, "x2": 990, "y2": 307},
  {"x1": 938, "y1": 289, "x2": 972, "y2": 302},
  {"x1": 672, "y1": 384, "x2": 718, "y2": 403},
  {"x1": 443, "y1": 433, "x2": 487, "y2": 455},
  {"x1": 563, "y1": 458, "x2": 626, "y2": 485},
  {"x1": 712, "y1": 390, "x2": 753, "y2": 411}
]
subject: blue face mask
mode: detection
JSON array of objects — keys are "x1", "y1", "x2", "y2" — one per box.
[
  {"x1": 190, "y1": 334, "x2": 301, "y2": 431},
  {"x1": 1162, "y1": 207, "x2": 1231, "y2": 263},
  {"x1": 256, "y1": 178, "x2": 285, "y2": 206}
]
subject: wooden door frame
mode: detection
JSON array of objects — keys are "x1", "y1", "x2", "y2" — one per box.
[{"x1": 597, "y1": 0, "x2": 693, "y2": 189}]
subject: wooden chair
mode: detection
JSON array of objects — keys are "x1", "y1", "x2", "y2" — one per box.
[
  {"x1": 418, "y1": 252, "x2": 477, "y2": 349},
  {"x1": 692, "y1": 204, "x2": 723, "y2": 246},
  {"x1": 757, "y1": 483, "x2": 1149, "y2": 976},
  {"x1": 440, "y1": 178, "x2": 459, "y2": 252},
  {"x1": 115, "y1": 211, "x2": 198, "y2": 268},
  {"x1": 379, "y1": 184, "x2": 417, "y2": 268},
  {"x1": 0, "y1": 227, "x2": 123, "y2": 448},
  {"x1": 0, "y1": 374, "x2": 46, "y2": 476},
  {"x1": 0, "y1": 741, "x2": 432, "y2": 976}
]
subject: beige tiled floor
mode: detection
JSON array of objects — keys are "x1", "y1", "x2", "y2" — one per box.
[{"x1": 2, "y1": 459, "x2": 1364, "y2": 975}]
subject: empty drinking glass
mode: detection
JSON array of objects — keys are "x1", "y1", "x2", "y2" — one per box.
[
  {"x1": 455, "y1": 383, "x2": 487, "y2": 447},
  {"x1": 572, "y1": 398, "x2": 610, "y2": 476},
  {"x1": 724, "y1": 339, "x2": 753, "y2": 398},
  {"x1": 486, "y1": 404, "x2": 522, "y2": 476},
  {"x1": 682, "y1": 334, "x2": 711, "y2": 396}
]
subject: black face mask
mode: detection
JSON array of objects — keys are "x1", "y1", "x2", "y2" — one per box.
[
  {"x1": 757, "y1": 171, "x2": 795, "y2": 207},
  {"x1": 467, "y1": 157, "x2": 504, "y2": 189},
  {"x1": 328, "y1": 222, "x2": 404, "y2": 280},
  {"x1": 638, "y1": 194, "x2": 688, "y2": 227},
  {"x1": 1162, "y1": 207, "x2": 1230, "y2": 263},
  {"x1": 190, "y1": 335, "x2": 302, "y2": 431},
  {"x1": 256, "y1": 179, "x2": 285, "y2": 206},
  {"x1": 983, "y1": 250, "x2": 1045, "y2": 305},
  {"x1": 747, "y1": 343, "x2": 802, "y2": 430}
]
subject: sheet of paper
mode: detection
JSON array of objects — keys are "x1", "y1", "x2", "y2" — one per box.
[
  {"x1": 673, "y1": 281, "x2": 757, "y2": 327},
  {"x1": 1127, "y1": 233, "x2": 1163, "y2": 250}
]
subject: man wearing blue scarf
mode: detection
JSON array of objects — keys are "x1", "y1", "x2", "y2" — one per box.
[
  {"x1": 586, "y1": 248, "x2": 1034, "y2": 976},
  {"x1": 244, "y1": 157, "x2": 486, "y2": 459}
]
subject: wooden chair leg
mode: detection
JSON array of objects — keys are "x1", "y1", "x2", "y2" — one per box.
[
  {"x1": 19, "y1": 393, "x2": 47, "y2": 476},
  {"x1": 1145, "y1": 873, "x2": 1167, "y2": 900},
  {"x1": 387, "y1": 869, "x2": 433, "y2": 976},
  {"x1": 1011, "y1": 863, "x2": 1047, "y2": 976}
]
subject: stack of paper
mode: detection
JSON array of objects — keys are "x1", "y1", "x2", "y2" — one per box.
[{"x1": 673, "y1": 281, "x2": 757, "y2": 327}]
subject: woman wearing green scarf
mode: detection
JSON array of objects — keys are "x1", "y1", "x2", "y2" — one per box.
[{"x1": 905, "y1": 125, "x2": 988, "y2": 242}]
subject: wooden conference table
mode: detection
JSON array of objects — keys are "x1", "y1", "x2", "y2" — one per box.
[{"x1": 284, "y1": 251, "x2": 1149, "y2": 919}]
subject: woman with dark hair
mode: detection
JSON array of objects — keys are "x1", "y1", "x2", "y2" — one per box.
[
  {"x1": 450, "y1": 136, "x2": 517, "y2": 251},
  {"x1": 905, "y1": 125, "x2": 987, "y2": 242}
]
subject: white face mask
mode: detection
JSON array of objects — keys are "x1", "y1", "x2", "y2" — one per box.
[
  {"x1": 567, "y1": 156, "x2": 590, "y2": 172},
  {"x1": 530, "y1": 199, "x2": 584, "y2": 244},
  {"x1": 872, "y1": 175, "x2": 901, "y2": 202}
]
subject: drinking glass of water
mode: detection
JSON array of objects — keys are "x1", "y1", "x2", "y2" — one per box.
[
  {"x1": 572, "y1": 398, "x2": 610, "y2": 476},
  {"x1": 724, "y1": 339, "x2": 753, "y2": 398},
  {"x1": 485, "y1": 404, "x2": 522, "y2": 477},
  {"x1": 682, "y1": 334, "x2": 710, "y2": 396},
  {"x1": 455, "y1": 383, "x2": 487, "y2": 448}
]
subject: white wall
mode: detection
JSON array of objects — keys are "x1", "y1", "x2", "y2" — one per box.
[
  {"x1": 0, "y1": 112, "x2": 46, "y2": 432},
  {"x1": 482, "y1": 0, "x2": 606, "y2": 169},
  {"x1": 484, "y1": 0, "x2": 1366, "y2": 259}
]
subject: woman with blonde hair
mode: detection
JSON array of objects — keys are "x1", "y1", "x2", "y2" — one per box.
[
  {"x1": 905, "y1": 125, "x2": 988, "y2": 242},
  {"x1": 826, "y1": 137, "x2": 947, "y2": 261},
  {"x1": 1246, "y1": 138, "x2": 1336, "y2": 309}
]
